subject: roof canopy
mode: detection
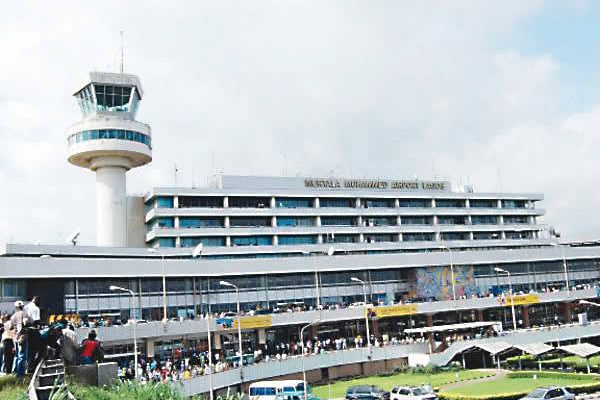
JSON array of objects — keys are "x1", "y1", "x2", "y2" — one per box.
[
  {"x1": 513, "y1": 343, "x2": 554, "y2": 356},
  {"x1": 558, "y1": 343, "x2": 600, "y2": 358},
  {"x1": 405, "y1": 321, "x2": 500, "y2": 335}
]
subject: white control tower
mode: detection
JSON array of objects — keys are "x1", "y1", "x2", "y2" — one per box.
[{"x1": 67, "y1": 72, "x2": 152, "y2": 247}]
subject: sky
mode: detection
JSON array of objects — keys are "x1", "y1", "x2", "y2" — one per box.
[{"x1": 1, "y1": 0, "x2": 600, "y2": 245}]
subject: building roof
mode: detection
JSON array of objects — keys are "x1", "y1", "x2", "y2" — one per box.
[
  {"x1": 404, "y1": 321, "x2": 500, "y2": 334},
  {"x1": 558, "y1": 343, "x2": 600, "y2": 358},
  {"x1": 513, "y1": 343, "x2": 554, "y2": 356}
]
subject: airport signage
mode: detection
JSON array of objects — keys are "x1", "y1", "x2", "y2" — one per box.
[
  {"x1": 368, "y1": 304, "x2": 418, "y2": 319},
  {"x1": 233, "y1": 315, "x2": 272, "y2": 329},
  {"x1": 304, "y1": 178, "x2": 447, "y2": 191},
  {"x1": 498, "y1": 294, "x2": 540, "y2": 307}
]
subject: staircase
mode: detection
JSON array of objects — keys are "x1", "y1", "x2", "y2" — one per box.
[{"x1": 28, "y1": 357, "x2": 74, "y2": 400}]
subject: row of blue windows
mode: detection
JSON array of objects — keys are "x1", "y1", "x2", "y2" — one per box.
[
  {"x1": 278, "y1": 235, "x2": 318, "y2": 245},
  {"x1": 232, "y1": 236, "x2": 272, "y2": 246},
  {"x1": 181, "y1": 237, "x2": 226, "y2": 247},
  {"x1": 180, "y1": 218, "x2": 223, "y2": 228},
  {"x1": 277, "y1": 217, "x2": 314, "y2": 227},
  {"x1": 148, "y1": 196, "x2": 531, "y2": 210},
  {"x1": 68, "y1": 129, "x2": 151, "y2": 149}
]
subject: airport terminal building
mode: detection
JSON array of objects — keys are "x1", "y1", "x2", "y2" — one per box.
[{"x1": 1, "y1": 70, "x2": 600, "y2": 374}]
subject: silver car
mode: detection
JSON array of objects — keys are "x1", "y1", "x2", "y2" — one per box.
[{"x1": 520, "y1": 387, "x2": 575, "y2": 400}]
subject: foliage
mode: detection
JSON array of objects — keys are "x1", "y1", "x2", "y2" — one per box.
[
  {"x1": 70, "y1": 380, "x2": 191, "y2": 400},
  {"x1": 438, "y1": 371, "x2": 600, "y2": 400}
]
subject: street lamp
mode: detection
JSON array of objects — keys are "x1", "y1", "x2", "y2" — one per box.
[
  {"x1": 494, "y1": 267, "x2": 517, "y2": 331},
  {"x1": 350, "y1": 277, "x2": 371, "y2": 349},
  {"x1": 147, "y1": 248, "x2": 167, "y2": 322},
  {"x1": 219, "y1": 280, "x2": 243, "y2": 379},
  {"x1": 300, "y1": 320, "x2": 320, "y2": 400},
  {"x1": 439, "y1": 245, "x2": 456, "y2": 301},
  {"x1": 550, "y1": 243, "x2": 570, "y2": 296},
  {"x1": 191, "y1": 243, "x2": 213, "y2": 400},
  {"x1": 110, "y1": 285, "x2": 138, "y2": 380}
]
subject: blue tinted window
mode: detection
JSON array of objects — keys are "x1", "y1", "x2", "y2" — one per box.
[
  {"x1": 403, "y1": 232, "x2": 434, "y2": 242},
  {"x1": 436, "y1": 199, "x2": 465, "y2": 208},
  {"x1": 278, "y1": 235, "x2": 317, "y2": 245},
  {"x1": 401, "y1": 216, "x2": 433, "y2": 225},
  {"x1": 441, "y1": 232, "x2": 469, "y2": 241},
  {"x1": 156, "y1": 197, "x2": 174, "y2": 208},
  {"x1": 470, "y1": 199, "x2": 497, "y2": 208},
  {"x1": 320, "y1": 198, "x2": 355, "y2": 208},
  {"x1": 157, "y1": 238, "x2": 175, "y2": 248},
  {"x1": 232, "y1": 236, "x2": 273, "y2": 246},
  {"x1": 277, "y1": 217, "x2": 314, "y2": 227},
  {"x1": 321, "y1": 217, "x2": 354, "y2": 226},
  {"x1": 180, "y1": 217, "x2": 223, "y2": 228},
  {"x1": 154, "y1": 217, "x2": 174, "y2": 228},
  {"x1": 471, "y1": 215, "x2": 498, "y2": 225},
  {"x1": 68, "y1": 130, "x2": 151, "y2": 149},
  {"x1": 181, "y1": 237, "x2": 225, "y2": 247},
  {"x1": 399, "y1": 199, "x2": 431, "y2": 208},
  {"x1": 276, "y1": 198, "x2": 312, "y2": 208}
]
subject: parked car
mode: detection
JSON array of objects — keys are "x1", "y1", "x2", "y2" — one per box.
[
  {"x1": 345, "y1": 385, "x2": 390, "y2": 400},
  {"x1": 520, "y1": 387, "x2": 575, "y2": 400},
  {"x1": 391, "y1": 385, "x2": 437, "y2": 400}
]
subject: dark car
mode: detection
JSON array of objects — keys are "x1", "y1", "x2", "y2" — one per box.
[{"x1": 346, "y1": 385, "x2": 390, "y2": 400}]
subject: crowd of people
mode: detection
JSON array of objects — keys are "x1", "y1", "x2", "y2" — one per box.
[{"x1": 0, "y1": 296, "x2": 105, "y2": 379}]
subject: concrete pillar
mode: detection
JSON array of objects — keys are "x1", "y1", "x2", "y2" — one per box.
[
  {"x1": 270, "y1": 197, "x2": 276, "y2": 208},
  {"x1": 314, "y1": 198, "x2": 320, "y2": 208},
  {"x1": 431, "y1": 199, "x2": 436, "y2": 208},
  {"x1": 258, "y1": 328, "x2": 267, "y2": 345},
  {"x1": 271, "y1": 216, "x2": 277, "y2": 227},
  {"x1": 223, "y1": 196, "x2": 229, "y2": 208},
  {"x1": 224, "y1": 216, "x2": 230, "y2": 228},
  {"x1": 372, "y1": 319, "x2": 380, "y2": 338},
  {"x1": 213, "y1": 333, "x2": 222, "y2": 350},
  {"x1": 316, "y1": 216, "x2": 321, "y2": 227},
  {"x1": 146, "y1": 340, "x2": 155, "y2": 358},
  {"x1": 95, "y1": 163, "x2": 128, "y2": 247},
  {"x1": 272, "y1": 235, "x2": 278, "y2": 246},
  {"x1": 317, "y1": 234, "x2": 323, "y2": 244},
  {"x1": 396, "y1": 216, "x2": 401, "y2": 226},
  {"x1": 522, "y1": 306, "x2": 530, "y2": 328},
  {"x1": 394, "y1": 199, "x2": 400, "y2": 208},
  {"x1": 477, "y1": 310, "x2": 484, "y2": 322},
  {"x1": 426, "y1": 314, "x2": 433, "y2": 327},
  {"x1": 226, "y1": 236, "x2": 232, "y2": 247},
  {"x1": 357, "y1": 216, "x2": 363, "y2": 227},
  {"x1": 355, "y1": 198, "x2": 362, "y2": 208},
  {"x1": 173, "y1": 196, "x2": 179, "y2": 209},
  {"x1": 174, "y1": 216, "x2": 180, "y2": 229}
]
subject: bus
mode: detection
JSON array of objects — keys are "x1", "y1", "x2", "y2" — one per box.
[{"x1": 248, "y1": 380, "x2": 310, "y2": 400}]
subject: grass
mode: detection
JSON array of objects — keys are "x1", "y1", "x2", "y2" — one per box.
[
  {"x1": 508, "y1": 353, "x2": 600, "y2": 367},
  {"x1": 441, "y1": 372, "x2": 600, "y2": 399},
  {"x1": 0, "y1": 375, "x2": 28, "y2": 400},
  {"x1": 312, "y1": 370, "x2": 493, "y2": 399}
]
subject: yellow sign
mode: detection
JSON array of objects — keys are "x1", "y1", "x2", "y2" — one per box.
[
  {"x1": 500, "y1": 294, "x2": 540, "y2": 306},
  {"x1": 369, "y1": 304, "x2": 418, "y2": 319},
  {"x1": 233, "y1": 315, "x2": 272, "y2": 329}
]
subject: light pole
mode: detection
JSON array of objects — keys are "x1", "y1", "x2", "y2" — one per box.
[
  {"x1": 440, "y1": 245, "x2": 456, "y2": 301},
  {"x1": 148, "y1": 248, "x2": 167, "y2": 321},
  {"x1": 551, "y1": 243, "x2": 570, "y2": 296},
  {"x1": 494, "y1": 268, "x2": 517, "y2": 331},
  {"x1": 350, "y1": 277, "x2": 371, "y2": 349},
  {"x1": 300, "y1": 320, "x2": 320, "y2": 400},
  {"x1": 191, "y1": 243, "x2": 213, "y2": 400},
  {"x1": 220, "y1": 280, "x2": 243, "y2": 379},
  {"x1": 110, "y1": 285, "x2": 138, "y2": 380}
]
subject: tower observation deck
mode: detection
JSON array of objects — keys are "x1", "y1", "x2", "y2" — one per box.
[{"x1": 67, "y1": 72, "x2": 152, "y2": 247}]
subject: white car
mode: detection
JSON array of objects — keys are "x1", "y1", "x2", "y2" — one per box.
[
  {"x1": 391, "y1": 386, "x2": 437, "y2": 400},
  {"x1": 520, "y1": 387, "x2": 575, "y2": 400}
]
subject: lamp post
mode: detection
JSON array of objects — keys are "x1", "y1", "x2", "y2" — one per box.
[
  {"x1": 350, "y1": 277, "x2": 371, "y2": 349},
  {"x1": 191, "y1": 243, "x2": 213, "y2": 400},
  {"x1": 148, "y1": 248, "x2": 167, "y2": 321},
  {"x1": 440, "y1": 245, "x2": 456, "y2": 301},
  {"x1": 110, "y1": 285, "x2": 138, "y2": 380},
  {"x1": 494, "y1": 268, "x2": 517, "y2": 331},
  {"x1": 300, "y1": 320, "x2": 320, "y2": 400},
  {"x1": 551, "y1": 243, "x2": 570, "y2": 296},
  {"x1": 220, "y1": 280, "x2": 243, "y2": 379}
]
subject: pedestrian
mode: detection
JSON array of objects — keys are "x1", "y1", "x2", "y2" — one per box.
[
  {"x1": 24, "y1": 296, "x2": 42, "y2": 373},
  {"x1": 1, "y1": 314, "x2": 14, "y2": 374},
  {"x1": 10, "y1": 300, "x2": 28, "y2": 378},
  {"x1": 80, "y1": 330, "x2": 103, "y2": 365}
]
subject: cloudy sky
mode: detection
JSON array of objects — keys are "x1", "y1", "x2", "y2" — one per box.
[{"x1": 1, "y1": 0, "x2": 600, "y2": 245}]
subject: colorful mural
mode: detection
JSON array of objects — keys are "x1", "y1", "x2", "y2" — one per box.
[{"x1": 416, "y1": 265, "x2": 478, "y2": 300}]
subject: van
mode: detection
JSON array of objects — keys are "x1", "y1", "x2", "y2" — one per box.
[{"x1": 249, "y1": 380, "x2": 309, "y2": 400}]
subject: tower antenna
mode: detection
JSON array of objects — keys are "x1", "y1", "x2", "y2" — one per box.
[{"x1": 120, "y1": 30, "x2": 124, "y2": 74}]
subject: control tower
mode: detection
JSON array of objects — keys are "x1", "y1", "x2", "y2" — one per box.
[{"x1": 67, "y1": 72, "x2": 152, "y2": 247}]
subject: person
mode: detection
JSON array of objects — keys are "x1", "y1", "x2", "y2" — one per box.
[
  {"x1": 1, "y1": 314, "x2": 14, "y2": 374},
  {"x1": 24, "y1": 296, "x2": 42, "y2": 373},
  {"x1": 10, "y1": 300, "x2": 28, "y2": 377},
  {"x1": 80, "y1": 330, "x2": 103, "y2": 365}
]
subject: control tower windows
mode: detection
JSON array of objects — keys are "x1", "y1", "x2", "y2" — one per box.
[{"x1": 94, "y1": 84, "x2": 134, "y2": 113}]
